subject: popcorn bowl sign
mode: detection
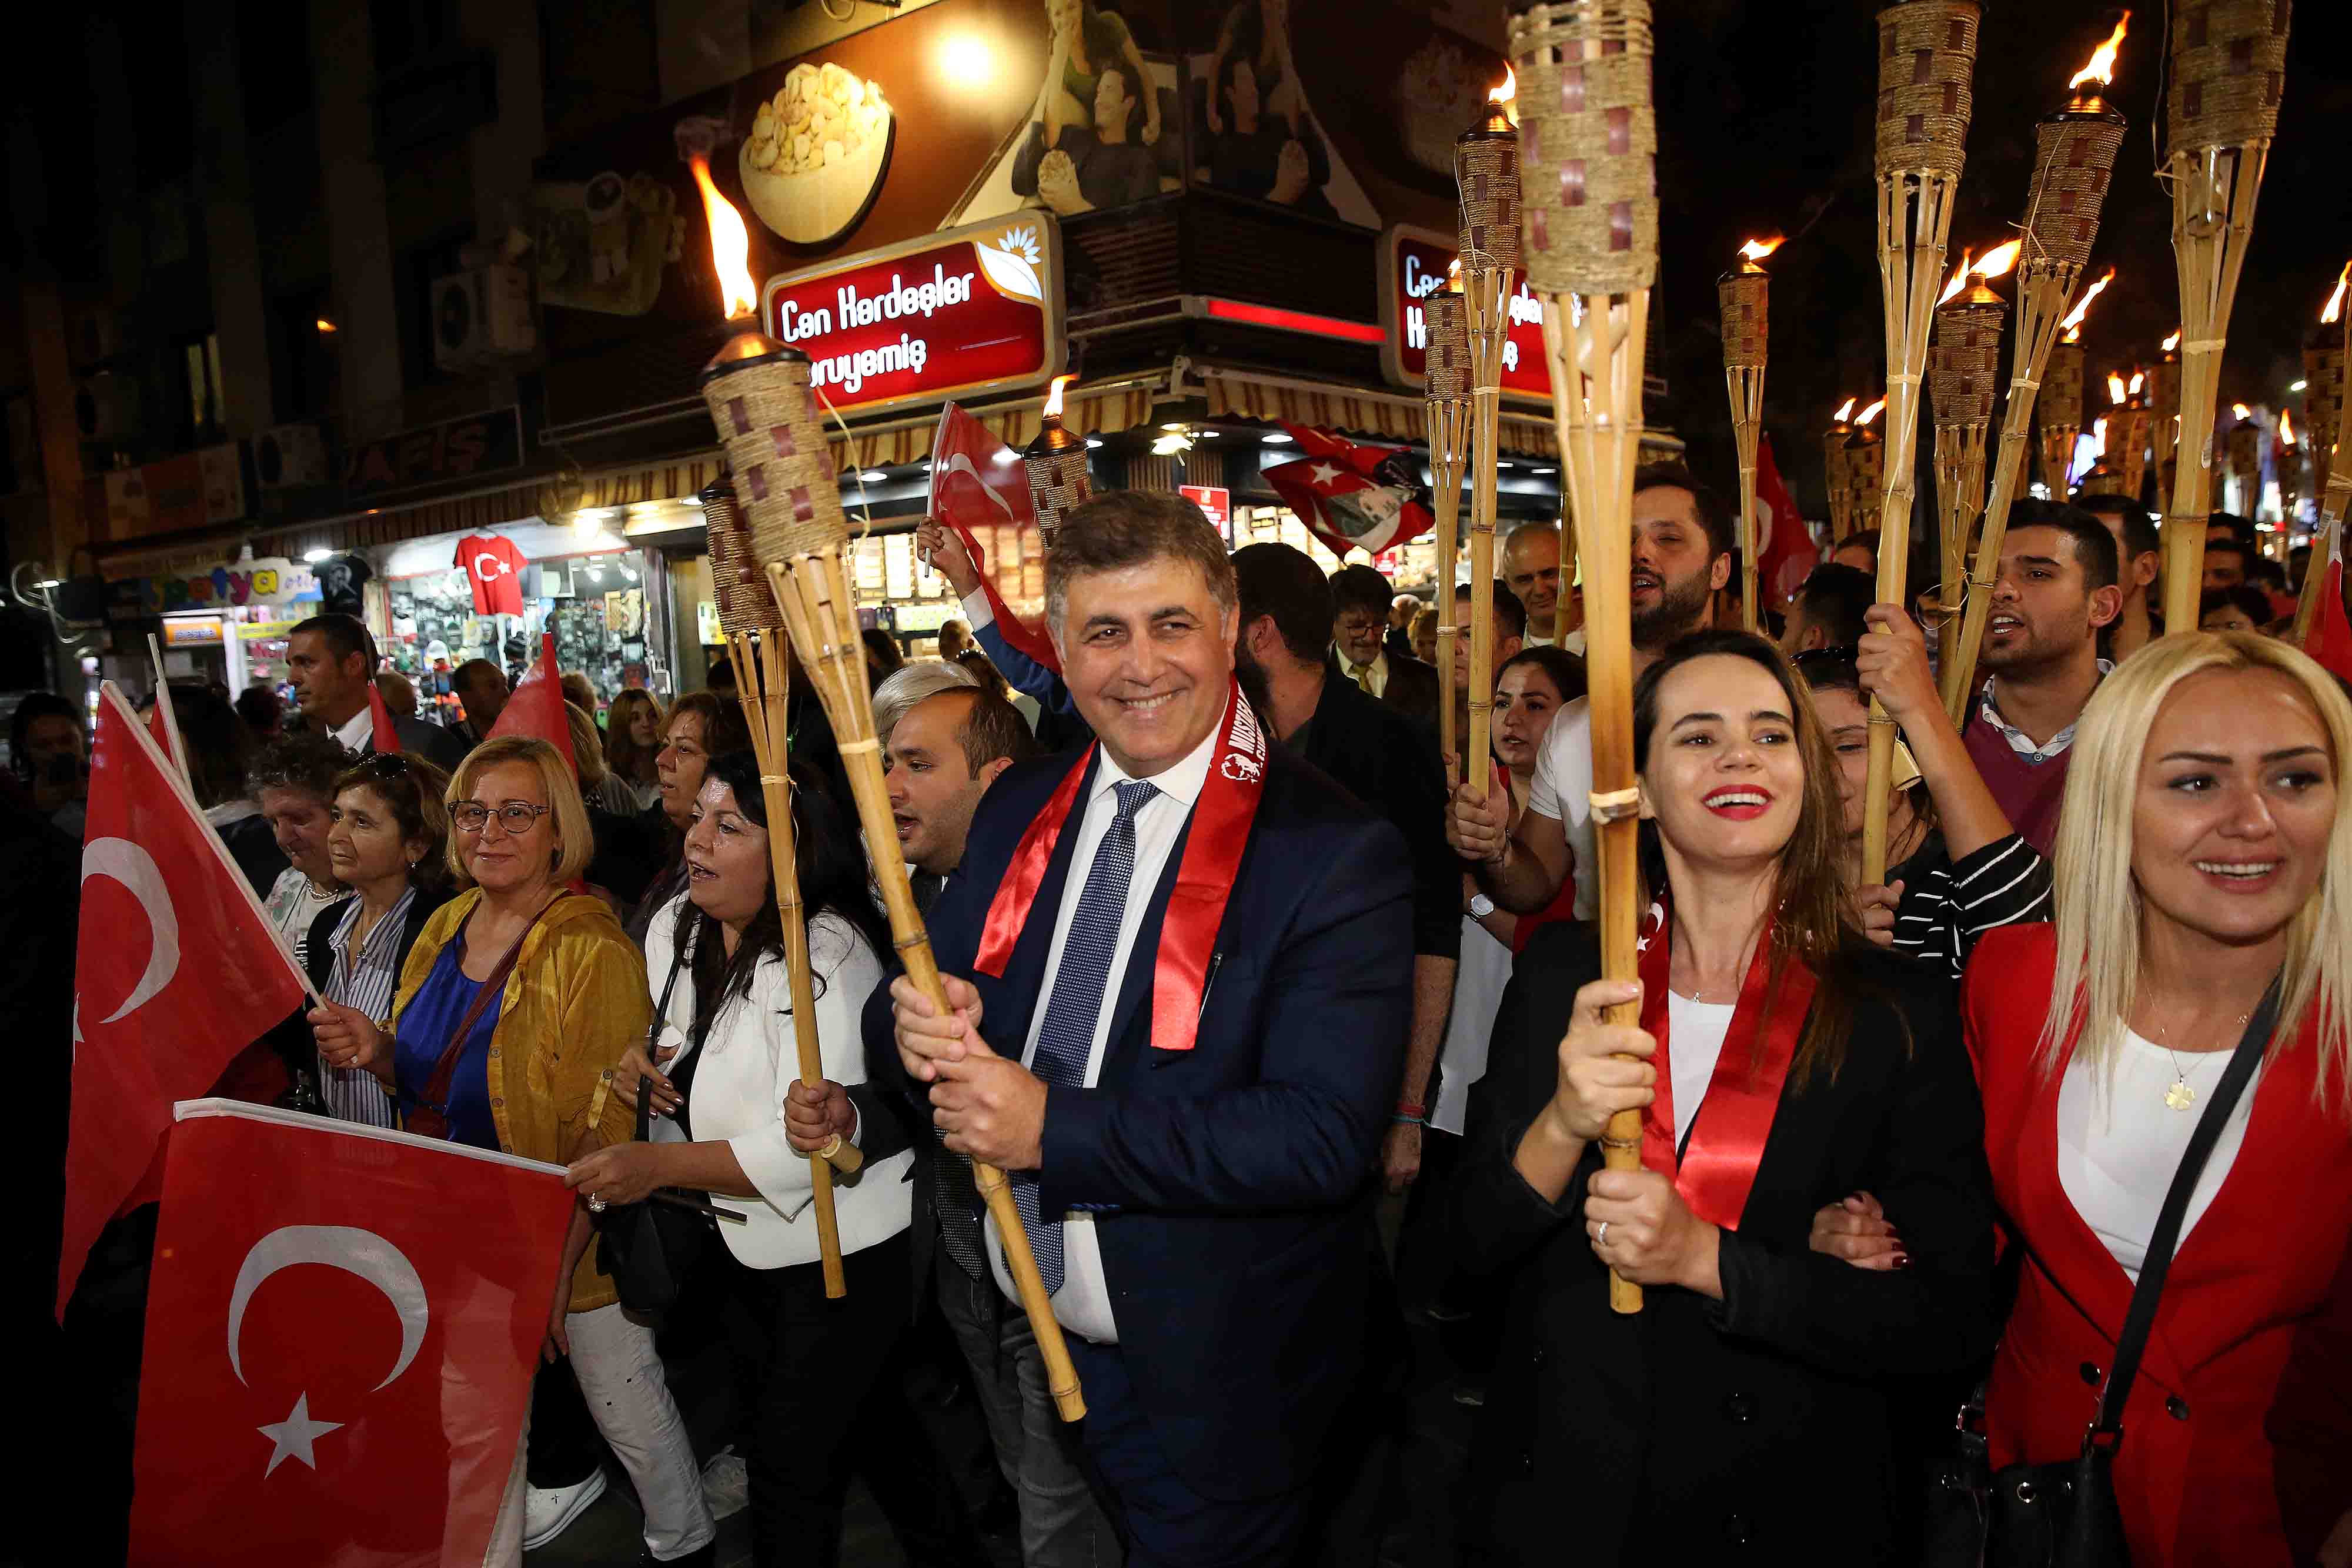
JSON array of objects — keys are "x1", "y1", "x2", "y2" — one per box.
[{"x1": 759, "y1": 215, "x2": 1066, "y2": 418}]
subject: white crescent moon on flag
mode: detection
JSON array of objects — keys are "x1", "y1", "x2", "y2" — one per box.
[
  {"x1": 80, "y1": 837, "x2": 179, "y2": 1026},
  {"x1": 228, "y1": 1226, "x2": 430, "y2": 1392},
  {"x1": 938, "y1": 454, "x2": 1020, "y2": 523}
]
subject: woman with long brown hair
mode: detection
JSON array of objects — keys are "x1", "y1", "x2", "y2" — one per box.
[
  {"x1": 1451, "y1": 628, "x2": 1996, "y2": 1564},
  {"x1": 605, "y1": 689, "x2": 665, "y2": 811}
]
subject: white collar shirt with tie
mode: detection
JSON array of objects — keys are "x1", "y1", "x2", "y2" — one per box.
[
  {"x1": 1337, "y1": 645, "x2": 1388, "y2": 697},
  {"x1": 332, "y1": 706, "x2": 376, "y2": 753},
  {"x1": 984, "y1": 704, "x2": 1221, "y2": 1345}
]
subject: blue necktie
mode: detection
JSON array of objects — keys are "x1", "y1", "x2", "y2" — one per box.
[{"x1": 1010, "y1": 778, "x2": 1158, "y2": 1293}]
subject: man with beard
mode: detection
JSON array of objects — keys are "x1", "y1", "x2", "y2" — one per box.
[
  {"x1": 1956, "y1": 501, "x2": 2121, "y2": 858},
  {"x1": 1234, "y1": 543, "x2": 1458, "y2": 1198},
  {"x1": 1446, "y1": 463, "x2": 1732, "y2": 917},
  {"x1": 1503, "y1": 520, "x2": 1582, "y2": 653},
  {"x1": 2073, "y1": 494, "x2": 2163, "y2": 660}
]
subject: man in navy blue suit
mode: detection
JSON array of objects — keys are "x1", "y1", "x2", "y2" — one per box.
[{"x1": 865, "y1": 490, "x2": 1412, "y2": 1564}]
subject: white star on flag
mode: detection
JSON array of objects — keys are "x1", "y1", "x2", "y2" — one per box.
[
  {"x1": 1308, "y1": 462, "x2": 1342, "y2": 486},
  {"x1": 258, "y1": 1392, "x2": 342, "y2": 1477}
]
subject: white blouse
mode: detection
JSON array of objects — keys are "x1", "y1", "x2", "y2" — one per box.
[
  {"x1": 1666, "y1": 993, "x2": 1734, "y2": 1151},
  {"x1": 2057, "y1": 1028, "x2": 2258, "y2": 1282},
  {"x1": 642, "y1": 894, "x2": 914, "y2": 1270}
]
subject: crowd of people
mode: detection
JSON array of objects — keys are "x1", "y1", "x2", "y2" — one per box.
[{"x1": 23, "y1": 472, "x2": 2352, "y2": 1568}]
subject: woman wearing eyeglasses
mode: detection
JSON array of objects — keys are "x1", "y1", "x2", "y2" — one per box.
[
  {"x1": 1792, "y1": 605, "x2": 2050, "y2": 979},
  {"x1": 300, "y1": 754, "x2": 455, "y2": 1126},
  {"x1": 310, "y1": 735, "x2": 715, "y2": 1565}
]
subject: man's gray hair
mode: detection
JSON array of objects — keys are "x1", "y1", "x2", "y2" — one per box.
[
  {"x1": 1045, "y1": 491, "x2": 1238, "y2": 636},
  {"x1": 873, "y1": 660, "x2": 983, "y2": 745}
]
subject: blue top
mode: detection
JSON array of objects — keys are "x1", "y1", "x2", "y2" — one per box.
[{"x1": 393, "y1": 935, "x2": 505, "y2": 1151}]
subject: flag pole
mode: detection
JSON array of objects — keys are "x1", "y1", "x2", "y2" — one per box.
[
  {"x1": 99, "y1": 681, "x2": 321, "y2": 1010},
  {"x1": 146, "y1": 633, "x2": 192, "y2": 790}
]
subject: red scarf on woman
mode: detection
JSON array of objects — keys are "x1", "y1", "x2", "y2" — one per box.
[
  {"x1": 973, "y1": 683, "x2": 1267, "y2": 1054},
  {"x1": 1633, "y1": 897, "x2": 1817, "y2": 1229}
]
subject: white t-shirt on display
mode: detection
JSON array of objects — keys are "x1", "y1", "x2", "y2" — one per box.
[
  {"x1": 2057, "y1": 1028, "x2": 2258, "y2": 1281},
  {"x1": 1526, "y1": 697, "x2": 1598, "y2": 922},
  {"x1": 1667, "y1": 992, "x2": 1735, "y2": 1151}
]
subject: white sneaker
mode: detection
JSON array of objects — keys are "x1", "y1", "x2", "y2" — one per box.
[
  {"x1": 700, "y1": 1448, "x2": 749, "y2": 1523},
  {"x1": 523, "y1": 1469, "x2": 607, "y2": 1550}
]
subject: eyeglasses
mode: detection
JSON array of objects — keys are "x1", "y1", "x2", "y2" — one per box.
[{"x1": 450, "y1": 801, "x2": 550, "y2": 834}]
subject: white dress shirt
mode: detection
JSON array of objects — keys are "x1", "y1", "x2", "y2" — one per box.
[
  {"x1": 985, "y1": 712, "x2": 1221, "y2": 1344},
  {"x1": 332, "y1": 706, "x2": 375, "y2": 753},
  {"x1": 1526, "y1": 696, "x2": 1598, "y2": 921}
]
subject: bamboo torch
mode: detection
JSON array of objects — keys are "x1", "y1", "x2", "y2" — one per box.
[
  {"x1": 2160, "y1": 0, "x2": 2293, "y2": 629},
  {"x1": 701, "y1": 469, "x2": 861, "y2": 1299},
  {"x1": 1720, "y1": 237, "x2": 1781, "y2": 631},
  {"x1": 1024, "y1": 375, "x2": 1093, "y2": 550},
  {"x1": 1425, "y1": 283, "x2": 1474, "y2": 767},
  {"x1": 1929, "y1": 248, "x2": 2008, "y2": 627},
  {"x1": 1845, "y1": 397, "x2": 1887, "y2": 560},
  {"x1": 2041, "y1": 331, "x2": 2089, "y2": 493},
  {"x1": 1862, "y1": 0, "x2": 1978, "y2": 883},
  {"x1": 2295, "y1": 266, "x2": 2351, "y2": 643},
  {"x1": 684, "y1": 156, "x2": 858, "y2": 1300},
  {"x1": 1824, "y1": 397, "x2": 1857, "y2": 540},
  {"x1": 1511, "y1": 0, "x2": 1658, "y2": 1315},
  {"x1": 2076, "y1": 375, "x2": 2134, "y2": 497},
  {"x1": 2277, "y1": 409, "x2": 2301, "y2": 526},
  {"x1": 1939, "y1": 22, "x2": 2130, "y2": 724},
  {"x1": 2117, "y1": 369, "x2": 2152, "y2": 502},
  {"x1": 2151, "y1": 331, "x2": 2183, "y2": 508},
  {"x1": 2226, "y1": 404, "x2": 2263, "y2": 519},
  {"x1": 1456, "y1": 82, "x2": 1522, "y2": 776}
]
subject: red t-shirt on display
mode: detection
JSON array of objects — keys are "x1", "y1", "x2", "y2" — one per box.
[{"x1": 457, "y1": 533, "x2": 527, "y2": 616}]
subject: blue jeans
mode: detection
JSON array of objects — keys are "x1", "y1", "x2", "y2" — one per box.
[{"x1": 936, "y1": 1260, "x2": 1121, "y2": 1567}]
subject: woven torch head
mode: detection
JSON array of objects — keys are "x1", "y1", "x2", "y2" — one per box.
[
  {"x1": 702, "y1": 470, "x2": 780, "y2": 637},
  {"x1": 1718, "y1": 271, "x2": 1768, "y2": 370},
  {"x1": 1931, "y1": 291, "x2": 2006, "y2": 429},
  {"x1": 2307, "y1": 327, "x2": 2343, "y2": 502},
  {"x1": 2045, "y1": 340, "x2": 2087, "y2": 437},
  {"x1": 2167, "y1": 0, "x2": 2290, "y2": 157},
  {"x1": 1874, "y1": 1, "x2": 1980, "y2": 179},
  {"x1": 1425, "y1": 291, "x2": 1472, "y2": 400},
  {"x1": 1023, "y1": 421, "x2": 1093, "y2": 552},
  {"x1": 701, "y1": 336, "x2": 847, "y2": 567},
  {"x1": 1508, "y1": 1, "x2": 1658, "y2": 297},
  {"x1": 1455, "y1": 106, "x2": 1523, "y2": 276},
  {"x1": 2025, "y1": 101, "x2": 2127, "y2": 269}
]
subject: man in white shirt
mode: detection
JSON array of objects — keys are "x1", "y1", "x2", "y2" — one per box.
[
  {"x1": 872, "y1": 492, "x2": 1413, "y2": 1563},
  {"x1": 1449, "y1": 464, "x2": 1734, "y2": 916},
  {"x1": 1505, "y1": 518, "x2": 1586, "y2": 654},
  {"x1": 285, "y1": 614, "x2": 468, "y2": 769}
]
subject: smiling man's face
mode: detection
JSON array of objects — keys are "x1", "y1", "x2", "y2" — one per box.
[{"x1": 1054, "y1": 555, "x2": 1236, "y2": 778}]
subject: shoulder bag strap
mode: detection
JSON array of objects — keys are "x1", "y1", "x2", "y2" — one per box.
[
  {"x1": 639, "y1": 936, "x2": 691, "y2": 1142},
  {"x1": 2091, "y1": 977, "x2": 2283, "y2": 1436},
  {"x1": 417, "y1": 899, "x2": 557, "y2": 1115}
]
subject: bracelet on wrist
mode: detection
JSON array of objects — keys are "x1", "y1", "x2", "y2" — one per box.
[
  {"x1": 1392, "y1": 1112, "x2": 1426, "y2": 1126},
  {"x1": 1395, "y1": 1100, "x2": 1426, "y2": 1119}
]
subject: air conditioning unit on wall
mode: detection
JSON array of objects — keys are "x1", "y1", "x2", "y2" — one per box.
[
  {"x1": 432, "y1": 265, "x2": 535, "y2": 372},
  {"x1": 255, "y1": 423, "x2": 330, "y2": 489}
]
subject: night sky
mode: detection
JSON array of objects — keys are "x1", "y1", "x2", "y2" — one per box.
[{"x1": 1640, "y1": 0, "x2": 2351, "y2": 513}]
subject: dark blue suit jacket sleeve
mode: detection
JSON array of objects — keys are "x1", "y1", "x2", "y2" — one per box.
[
  {"x1": 1037, "y1": 814, "x2": 1413, "y2": 1214},
  {"x1": 971, "y1": 614, "x2": 1080, "y2": 719}
]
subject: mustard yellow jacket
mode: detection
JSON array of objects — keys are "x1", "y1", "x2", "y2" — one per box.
[{"x1": 392, "y1": 888, "x2": 649, "y2": 1313}]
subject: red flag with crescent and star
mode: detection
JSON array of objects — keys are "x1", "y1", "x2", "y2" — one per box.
[
  {"x1": 930, "y1": 401, "x2": 1063, "y2": 673},
  {"x1": 2303, "y1": 525, "x2": 2352, "y2": 686},
  {"x1": 1753, "y1": 434, "x2": 1820, "y2": 611},
  {"x1": 56, "y1": 685, "x2": 313, "y2": 1320},
  {"x1": 1262, "y1": 423, "x2": 1435, "y2": 559},
  {"x1": 487, "y1": 631, "x2": 577, "y2": 775},
  {"x1": 128, "y1": 1100, "x2": 576, "y2": 1567}
]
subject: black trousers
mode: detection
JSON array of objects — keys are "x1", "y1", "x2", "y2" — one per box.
[{"x1": 707, "y1": 1231, "x2": 986, "y2": 1568}]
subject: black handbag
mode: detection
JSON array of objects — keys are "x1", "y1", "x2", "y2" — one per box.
[
  {"x1": 1926, "y1": 982, "x2": 2280, "y2": 1568},
  {"x1": 592, "y1": 944, "x2": 716, "y2": 1315}
]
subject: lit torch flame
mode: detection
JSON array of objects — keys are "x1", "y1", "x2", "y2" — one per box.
[
  {"x1": 2058, "y1": 268, "x2": 2116, "y2": 342},
  {"x1": 1974, "y1": 239, "x2": 2023, "y2": 282},
  {"x1": 2163, "y1": 329, "x2": 2181, "y2": 353},
  {"x1": 2107, "y1": 373, "x2": 2127, "y2": 404},
  {"x1": 2232, "y1": 402, "x2": 2252, "y2": 422},
  {"x1": 1833, "y1": 396, "x2": 1856, "y2": 422},
  {"x1": 1043, "y1": 374, "x2": 1076, "y2": 420},
  {"x1": 690, "y1": 155, "x2": 759, "y2": 320},
  {"x1": 2280, "y1": 409, "x2": 2296, "y2": 446},
  {"x1": 1446, "y1": 257, "x2": 1464, "y2": 294},
  {"x1": 1856, "y1": 398, "x2": 1886, "y2": 427},
  {"x1": 2325, "y1": 263, "x2": 2348, "y2": 326},
  {"x1": 2093, "y1": 416, "x2": 2109, "y2": 454},
  {"x1": 1491, "y1": 67, "x2": 1514, "y2": 105},
  {"x1": 2129, "y1": 370, "x2": 2144, "y2": 395},
  {"x1": 1737, "y1": 236, "x2": 1784, "y2": 265},
  {"x1": 1937, "y1": 248, "x2": 1975, "y2": 306},
  {"x1": 2067, "y1": 11, "x2": 2129, "y2": 92}
]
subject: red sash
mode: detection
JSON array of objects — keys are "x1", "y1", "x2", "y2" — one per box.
[
  {"x1": 1635, "y1": 898, "x2": 1816, "y2": 1231},
  {"x1": 973, "y1": 681, "x2": 1267, "y2": 1054}
]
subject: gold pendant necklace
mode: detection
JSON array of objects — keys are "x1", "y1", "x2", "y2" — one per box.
[{"x1": 2150, "y1": 1007, "x2": 2250, "y2": 1112}]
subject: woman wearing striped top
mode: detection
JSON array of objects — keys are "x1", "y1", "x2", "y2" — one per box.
[
  {"x1": 1798, "y1": 604, "x2": 2050, "y2": 978},
  {"x1": 303, "y1": 754, "x2": 454, "y2": 1125}
]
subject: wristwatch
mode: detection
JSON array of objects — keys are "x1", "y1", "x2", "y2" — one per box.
[{"x1": 1468, "y1": 893, "x2": 1496, "y2": 920}]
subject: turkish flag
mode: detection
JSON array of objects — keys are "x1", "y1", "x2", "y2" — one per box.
[
  {"x1": 2304, "y1": 546, "x2": 2352, "y2": 686},
  {"x1": 129, "y1": 1100, "x2": 574, "y2": 1567},
  {"x1": 58, "y1": 685, "x2": 311, "y2": 1319},
  {"x1": 367, "y1": 673, "x2": 401, "y2": 754},
  {"x1": 1753, "y1": 434, "x2": 1820, "y2": 611},
  {"x1": 457, "y1": 532, "x2": 527, "y2": 617},
  {"x1": 487, "y1": 632, "x2": 577, "y2": 776},
  {"x1": 930, "y1": 402, "x2": 1061, "y2": 673},
  {"x1": 1264, "y1": 423, "x2": 1434, "y2": 559}
]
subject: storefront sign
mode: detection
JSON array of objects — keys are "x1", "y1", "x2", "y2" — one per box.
[
  {"x1": 345, "y1": 407, "x2": 524, "y2": 497},
  {"x1": 1180, "y1": 485, "x2": 1231, "y2": 536},
  {"x1": 162, "y1": 618, "x2": 224, "y2": 647},
  {"x1": 114, "y1": 558, "x2": 323, "y2": 619},
  {"x1": 1377, "y1": 225, "x2": 1550, "y2": 403},
  {"x1": 760, "y1": 215, "x2": 1065, "y2": 418}
]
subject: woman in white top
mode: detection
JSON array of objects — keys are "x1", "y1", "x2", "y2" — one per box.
[
  {"x1": 1815, "y1": 631, "x2": 2352, "y2": 1567},
  {"x1": 564, "y1": 751, "x2": 978, "y2": 1567}
]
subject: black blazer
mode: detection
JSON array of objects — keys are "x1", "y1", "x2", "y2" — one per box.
[
  {"x1": 860, "y1": 738, "x2": 1413, "y2": 1502},
  {"x1": 300, "y1": 885, "x2": 454, "y2": 997},
  {"x1": 1298, "y1": 672, "x2": 1460, "y2": 961},
  {"x1": 1451, "y1": 920, "x2": 1996, "y2": 1564},
  {"x1": 1325, "y1": 646, "x2": 1441, "y2": 730}
]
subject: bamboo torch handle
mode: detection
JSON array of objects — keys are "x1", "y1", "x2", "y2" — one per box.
[
  {"x1": 767, "y1": 556, "x2": 1085, "y2": 1422},
  {"x1": 1432, "y1": 409, "x2": 1464, "y2": 773}
]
